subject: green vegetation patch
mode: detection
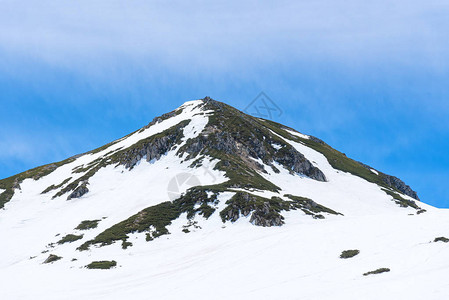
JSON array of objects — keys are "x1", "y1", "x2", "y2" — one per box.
[
  {"x1": 340, "y1": 249, "x2": 360, "y2": 259},
  {"x1": 41, "y1": 177, "x2": 72, "y2": 194},
  {"x1": 284, "y1": 194, "x2": 341, "y2": 217},
  {"x1": 75, "y1": 220, "x2": 100, "y2": 230},
  {"x1": 381, "y1": 189, "x2": 419, "y2": 209},
  {"x1": 0, "y1": 156, "x2": 76, "y2": 209},
  {"x1": 43, "y1": 254, "x2": 62, "y2": 264},
  {"x1": 180, "y1": 148, "x2": 281, "y2": 193},
  {"x1": 86, "y1": 260, "x2": 117, "y2": 270},
  {"x1": 211, "y1": 156, "x2": 281, "y2": 192},
  {"x1": 363, "y1": 268, "x2": 390, "y2": 276},
  {"x1": 78, "y1": 201, "x2": 179, "y2": 250},
  {"x1": 53, "y1": 120, "x2": 190, "y2": 200},
  {"x1": 218, "y1": 192, "x2": 342, "y2": 226},
  {"x1": 78, "y1": 188, "x2": 218, "y2": 251},
  {"x1": 57, "y1": 234, "x2": 83, "y2": 245},
  {"x1": 177, "y1": 99, "x2": 326, "y2": 193},
  {"x1": 259, "y1": 118, "x2": 419, "y2": 199},
  {"x1": 121, "y1": 241, "x2": 133, "y2": 249},
  {"x1": 261, "y1": 119, "x2": 385, "y2": 182},
  {"x1": 220, "y1": 192, "x2": 289, "y2": 226}
]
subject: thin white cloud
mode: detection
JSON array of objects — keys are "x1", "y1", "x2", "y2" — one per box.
[
  {"x1": 0, "y1": 0, "x2": 448, "y2": 72},
  {"x1": 0, "y1": 130, "x2": 83, "y2": 165}
]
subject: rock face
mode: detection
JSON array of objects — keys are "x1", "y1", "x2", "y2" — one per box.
[
  {"x1": 67, "y1": 183, "x2": 89, "y2": 200},
  {"x1": 51, "y1": 120, "x2": 190, "y2": 201},
  {"x1": 180, "y1": 99, "x2": 327, "y2": 182},
  {"x1": 219, "y1": 192, "x2": 339, "y2": 227},
  {"x1": 357, "y1": 161, "x2": 419, "y2": 200},
  {"x1": 220, "y1": 192, "x2": 285, "y2": 227},
  {"x1": 250, "y1": 202, "x2": 284, "y2": 227},
  {"x1": 118, "y1": 121, "x2": 188, "y2": 170},
  {"x1": 144, "y1": 109, "x2": 182, "y2": 130},
  {"x1": 273, "y1": 147, "x2": 326, "y2": 181},
  {"x1": 381, "y1": 175, "x2": 419, "y2": 200},
  {"x1": 12, "y1": 178, "x2": 21, "y2": 190}
]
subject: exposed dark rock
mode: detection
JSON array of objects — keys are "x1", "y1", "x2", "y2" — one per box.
[
  {"x1": 220, "y1": 192, "x2": 286, "y2": 227},
  {"x1": 262, "y1": 118, "x2": 420, "y2": 202},
  {"x1": 67, "y1": 183, "x2": 89, "y2": 200},
  {"x1": 381, "y1": 175, "x2": 419, "y2": 200},
  {"x1": 53, "y1": 121, "x2": 190, "y2": 201},
  {"x1": 179, "y1": 101, "x2": 326, "y2": 182},
  {"x1": 12, "y1": 178, "x2": 21, "y2": 190},
  {"x1": 273, "y1": 147, "x2": 326, "y2": 181},
  {"x1": 434, "y1": 237, "x2": 449, "y2": 243},
  {"x1": 220, "y1": 193, "x2": 254, "y2": 222},
  {"x1": 357, "y1": 161, "x2": 419, "y2": 200},
  {"x1": 118, "y1": 121, "x2": 188, "y2": 170},
  {"x1": 309, "y1": 136, "x2": 325, "y2": 144},
  {"x1": 143, "y1": 108, "x2": 183, "y2": 130},
  {"x1": 250, "y1": 202, "x2": 284, "y2": 226},
  {"x1": 216, "y1": 186, "x2": 340, "y2": 227}
]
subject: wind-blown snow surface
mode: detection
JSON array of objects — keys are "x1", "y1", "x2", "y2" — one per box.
[
  {"x1": 1, "y1": 100, "x2": 448, "y2": 299},
  {"x1": 2, "y1": 208, "x2": 449, "y2": 299}
]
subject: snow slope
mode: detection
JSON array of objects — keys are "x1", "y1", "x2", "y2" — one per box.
[
  {"x1": 0, "y1": 99, "x2": 447, "y2": 299},
  {"x1": 1, "y1": 207, "x2": 449, "y2": 300}
]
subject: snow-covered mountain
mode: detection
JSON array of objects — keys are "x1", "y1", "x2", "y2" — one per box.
[{"x1": 0, "y1": 98, "x2": 447, "y2": 299}]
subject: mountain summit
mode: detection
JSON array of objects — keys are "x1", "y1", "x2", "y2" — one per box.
[{"x1": 1, "y1": 98, "x2": 444, "y2": 300}]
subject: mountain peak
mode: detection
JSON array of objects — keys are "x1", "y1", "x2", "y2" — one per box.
[
  {"x1": 0, "y1": 98, "x2": 423, "y2": 244},
  {"x1": 1, "y1": 98, "x2": 434, "y2": 298},
  {"x1": 0, "y1": 98, "x2": 420, "y2": 214}
]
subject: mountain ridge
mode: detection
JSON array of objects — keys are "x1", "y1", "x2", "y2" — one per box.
[
  {"x1": 3, "y1": 97, "x2": 446, "y2": 300},
  {"x1": 0, "y1": 97, "x2": 419, "y2": 211},
  {"x1": 0, "y1": 97, "x2": 424, "y2": 252}
]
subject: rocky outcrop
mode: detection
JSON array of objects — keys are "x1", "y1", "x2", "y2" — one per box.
[
  {"x1": 12, "y1": 178, "x2": 21, "y2": 190},
  {"x1": 220, "y1": 192, "x2": 285, "y2": 227},
  {"x1": 381, "y1": 175, "x2": 419, "y2": 200},
  {"x1": 250, "y1": 202, "x2": 284, "y2": 226},
  {"x1": 67, "y1": 183, "x2": 89, "y2": 200},
  {"x1": 220, "y1": 193, "x2": 254, "y2": 222},
  {"x1": 143, "y1": 108, "x2": 183, "y2": 130},
  {"x1": 273, "y1": 147, "x2": 326, "y2": 181},
  {"x1": 309, "y1": 136, "x2": 325, "y2": 144},
  {"x1": 118, "y1": 120, "x2": 188, "y2": 169},
  {"x1": 52, "y1": 121, "x2": 190, "y2": 201},
  {"x1": 179, "y1": 102, "x2": 326, "y2": 182},
  {"x1": 357, "y1": 161, "x2": 419, "y2": 200}
]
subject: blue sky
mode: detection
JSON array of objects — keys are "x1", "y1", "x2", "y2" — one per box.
[{"x1": 1, "y1": 0, "x2": 449, "y2": 207}]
